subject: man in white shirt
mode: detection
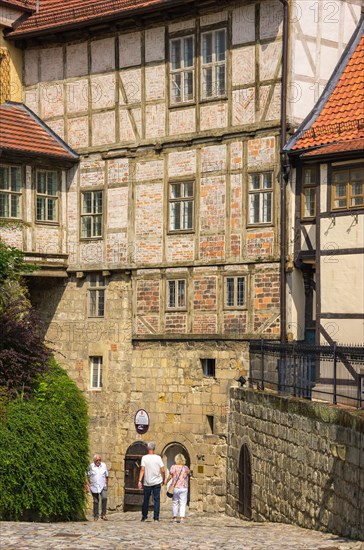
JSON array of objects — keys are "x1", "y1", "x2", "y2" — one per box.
[
  {"x1": 138, "y1": 442, "x2": 165, "y2": 522},
  {"x1": 87, "y1": 454, "x2": 109, "y2": 521}
]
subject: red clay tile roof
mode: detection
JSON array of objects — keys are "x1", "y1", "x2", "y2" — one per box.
[
  {"x1": 0, "y1": 102, "x2": 78, "y2": 162},
  {"x1": 287, "y1": 20, "x2": 364, "y2": 153},
  {"x1": 301, "y1": 138, "x2": 364, "y2": 157},
  {"x1": 0, "y1": 0, "x2": 35, "y2": 9},
  {"x1": 7, "y1": 0, "x2": 184, "y2": 38}
]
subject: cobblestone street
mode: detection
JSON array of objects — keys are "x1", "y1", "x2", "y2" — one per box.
[{"x1": 0, "y1": 511, "x2": 363, "y2": 550}]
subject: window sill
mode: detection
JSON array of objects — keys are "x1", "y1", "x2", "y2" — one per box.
[
  {"x1": 167, "y1": 230, "x2": 195, "y2": 236},
  {"x1": 35, "y1": 220, "x2": 59, "y2": 226},
  {"x1": 223, "y1": 306, "x2": 247, "y2": 311},
  {"x1": 88, "y1": 315, "x2": 105, "y2": 319},
  {"x1": 199, "y1": 96, "x2": 228, "y2": 105},
  {"x1": 88, "y1": 388, "x2": 102, "y2": 392},
  {"x1": 246, "y1": 223, "x2": 274, "y2": 229},
  {"x1": 80, "y1": 237, "x2": 103, "y2": 241},
  {"x1": 169, "y1": 101, "x2": 196, "y2": 110},
  {"x1": 165, "y1": 308, "x2": 188, "y2": 313},
  {"x1": 301, "y1": 217, "x2": 316, "y2": 223},
  {"x1": 330, "y1": 206, "x2": 364, "y2": 214}
]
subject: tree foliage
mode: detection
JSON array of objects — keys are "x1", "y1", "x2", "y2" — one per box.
[
  {"x1": 0, "y1": 299, "x2": 51, "y2": 397},
  {"x1": 0, "y1": 240, "x2": 36, "y2": 286},
  {"x1": 0, "y1": 239, "x2": 37, "y2": 314},
  {"x1": 0, "y1": 240, "x2": 49, "y2": 397},
  {"x1": 0, "y1": 359, "x2": 89, "y2": 521},
  {"x1": 0, "y1": 240, "x2": 89, "y2": 522}
]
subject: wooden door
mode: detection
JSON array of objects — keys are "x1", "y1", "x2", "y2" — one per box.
[
  {"x1": 124, "y1": 442, "x2": 147, "y2": 510},
  {"x1": 238, "y1": 444, "x2": 252, "y2": 519}
]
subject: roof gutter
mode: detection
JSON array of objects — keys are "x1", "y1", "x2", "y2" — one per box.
[{"x1": 279, "y1": 0, "x2": 289, "y2": 343}]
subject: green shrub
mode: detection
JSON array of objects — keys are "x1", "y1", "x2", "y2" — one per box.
[
  {"x1": 0, "y1": 239, "x2": 37, "y2": 287},
  {"x1": 0, "y1": 359, "x2": 89, "y2": 521}
]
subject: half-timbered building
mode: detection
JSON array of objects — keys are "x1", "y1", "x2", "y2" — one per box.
[
  {"x1": 285, "y1": 16, "x2": 364, "y2": 406},
  {"x1": 0, "y1": 0, "x2": 362, "y2": 511}
]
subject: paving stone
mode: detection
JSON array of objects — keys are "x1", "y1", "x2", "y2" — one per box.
[{"x1": 0, "y1": 511, "x2": 363, "y2": 549}]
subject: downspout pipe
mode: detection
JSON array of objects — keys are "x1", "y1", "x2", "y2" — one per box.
[{"x1": 279, "y1": 0, "x2": 289, "y2": 343}]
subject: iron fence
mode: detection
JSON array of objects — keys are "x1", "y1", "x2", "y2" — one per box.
[{"x1": 249, "y1": 340, "x2": 364, "y2": 409}]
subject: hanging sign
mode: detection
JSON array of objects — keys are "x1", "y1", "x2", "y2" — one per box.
[{"x1": 134, "y1": 409, "x2": 150, "y2": 434}]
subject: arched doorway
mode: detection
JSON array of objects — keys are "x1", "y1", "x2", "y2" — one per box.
[
  {"x1": 238, "y1": 444, "x2": 252, "y2": 519},
  {"x1": 162, "y1": 443, "x2": 191, "y2": 504},
  {"x1": 124, "y1": 441, "x2": 148, "y2": 510}
]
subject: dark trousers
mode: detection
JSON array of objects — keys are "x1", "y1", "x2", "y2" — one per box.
[
  {"x1": 91, "y1": 488, "x2": 107, "y2": 518},
  {"x1": 142, "y1": 484, "x2": 161, "y2": 520}
]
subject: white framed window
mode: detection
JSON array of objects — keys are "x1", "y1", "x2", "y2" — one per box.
[
  {"x1": 90, "y1": 356, "x2": 103, "y2": 389},
  {"x1": 0, "y1": 165, "x2": 21, "y2": 218},
  {"x1": 302, "y1": 167, "x2": 316, "y2": 218},
  {"x1": 88, "y1": 274, "x2": 105, "y2": 317},
  {"x1": 167, "y1": 279, "x2": 186, "y2": 309},
  {"x1": 81, "y1": 190, "x2": 103, "y2": 238},
  {"x1": 201, "y1": 358, "x2": 216, "y2": 377},
  {"x1": 225, "y1": 276, "x2": 246, "y2": 308},
  {"x1": 169, "y1": 181, "x2": 194, "y2": 231},
  {"x1": 248, "y1": 172, "x2": 273, "y2": 225},
  {"x1": 170, "y1": 35, "x2": 195, "y2": 104},
  {"x1": 332, "y1": 167, "x2": 364, "y2": 210},
  {"x1": 201, "y1": 28, "x2": 227, "y2": 98},
  {"x1": 36, "y1": 170, "x2": 58, "y2": 222}
]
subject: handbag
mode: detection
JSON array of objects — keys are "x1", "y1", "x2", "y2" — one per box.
[
  {"x1": 166, "y1": 486, "x2": 174, "y2": 498},
  {"x1": 166, "y1": 466, "x2": 183, "y2": 498}
]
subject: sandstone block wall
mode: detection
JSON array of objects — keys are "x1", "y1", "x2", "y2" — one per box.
[
  {"x1": 131, "y1": 340, "x2": 247, "y2": 513},
  {"x1": 227, "y1": 388, "x2": 364, "y2": 540},
  {"x1": 29, "y1": 273, "x2": 250, "y2": 512}
]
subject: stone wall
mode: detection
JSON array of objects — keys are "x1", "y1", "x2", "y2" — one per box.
[
  {"x1": 29, "y1": 272, "x2": 249, "y2": 512},
  {"x1": 131, "y1": 340, "x2": 246, "y2": 513},
  {"x1": 227, "y1": 388, "x2": 364, "y2": 540}
]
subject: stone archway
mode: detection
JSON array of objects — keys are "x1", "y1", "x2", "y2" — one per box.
[
  {"x1": 124, "y1": 441, "x2": 148, "y2": 511},
  {"x1": 162, "y1": 442, "x2": 191, "y2": 505},
  {"x1": 163, "y1": 442, "x2": 191, "y2": 471},
  {"x1": 238, "y1": 443, "x2": 252, "y2": 519}
]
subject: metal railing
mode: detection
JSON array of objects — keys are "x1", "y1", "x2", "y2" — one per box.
[{"x1": 249, "y1": 340, "x2": 364, "y2": 409}]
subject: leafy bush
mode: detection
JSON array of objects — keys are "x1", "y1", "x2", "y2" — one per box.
[
  {"x1": 0, "y1": 359, "x2": 89, "y2": 521},
  {"x1": 0, "y1": 299, "x2": 51, "y2": 397},
  {"x1": 0, "y1": 239, "x2": 36, "y2": 286}
]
